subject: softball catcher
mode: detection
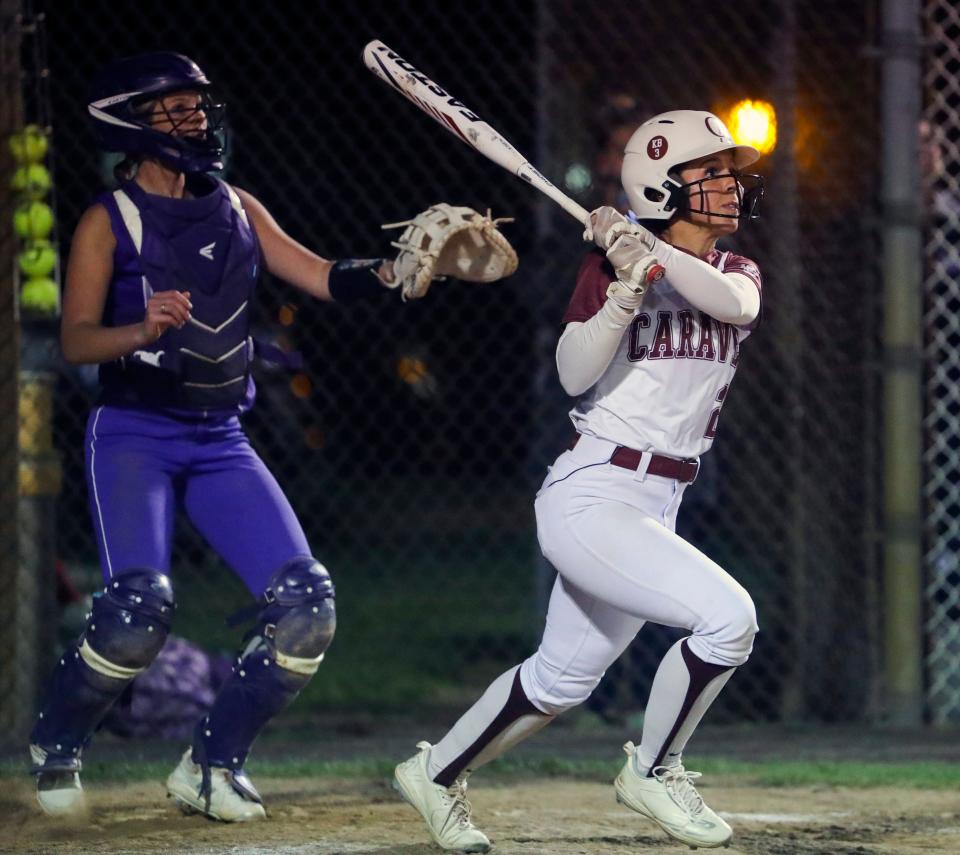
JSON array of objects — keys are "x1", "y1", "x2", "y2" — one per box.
[
  {"x1": 393, "y1": 110, "x2": 765, "y2": 852},
  {"x1": 28, "y1": 51, "x2": 514, "y2": 821}
]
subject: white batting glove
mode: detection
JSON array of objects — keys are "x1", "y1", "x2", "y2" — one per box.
[
  {"x1": 605, "y1": 231, "x2": 665, "y2": 304},
  {"x1": 584, "y1": 206, "x2": 657, "y2": 252},
  {"x1": 584, "y1": 206, "x2": 627, "y2": 248},
  {"x1": 606, "y1": 278, "x2": 648, "y2": 312}
]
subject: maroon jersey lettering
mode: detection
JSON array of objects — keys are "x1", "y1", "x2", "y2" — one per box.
[
  {"x1": 648, "y1": 312, "x2": 675, "y2": 360},
  {"x1": 627, "y1": 313, "x2": 651, "y2": 361},
  {"x1": 705, "y1": 385, "x2": 730, "y2": 439},
  {"x1": 716, "y1": 322, "x2": 733, "y2": 363},
  {"x1": 694, "y1": 313, "x2": 715, "y2": 360},
  {"x1": 676, "y1": 310, "x2": 696, "y2": 359}
]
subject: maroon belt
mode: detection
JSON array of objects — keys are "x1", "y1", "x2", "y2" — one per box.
[{"x1": 568, "y1": 435, "x2": 700, "y2": 483}]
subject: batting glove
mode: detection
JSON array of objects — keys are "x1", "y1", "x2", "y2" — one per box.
[
  {"x1": 604, "y1": 231, "x2": 665, "y2": 306},
  {"x1": 606, "y1": 279, "x2": 648, "y2": 312},
  {"x1": 584, "y1": 206, "x2": 657, "y2": 253}
]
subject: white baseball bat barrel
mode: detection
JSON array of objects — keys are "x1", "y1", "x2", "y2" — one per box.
[{"x1": 362, "y1": 40, "x2": 589, "y2": 226}]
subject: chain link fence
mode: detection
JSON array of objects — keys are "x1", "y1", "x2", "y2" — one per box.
[
  {"x1": 924, "y1": 0, "x2": 960, "y2": 724},
  {"x1": 3, "y1": 0, "x2": 909, "y2": 726}
]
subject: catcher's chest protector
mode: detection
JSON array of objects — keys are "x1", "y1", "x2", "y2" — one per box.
[{"x1": 98, "y1": 176, "x2": 260, "y2": 411}]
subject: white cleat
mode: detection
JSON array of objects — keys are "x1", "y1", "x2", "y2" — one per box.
[
  {"x1": 393, "y1": 741, "x2": 491, "y2": 853},
  {"x1": 30, "y1": 744, "x2": 87, "y2": 818},
  {"x1": 165, "y1": 748, "x2": 266, "y2": 822},
  {"x1": 614, "y1": 741, "x2": 732, "y2": 849},
  {"x1": 36, "y1": 770, "x2": 87, "y2": 817}
]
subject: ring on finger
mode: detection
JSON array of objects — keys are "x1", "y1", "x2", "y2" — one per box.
[{"x1": 160, "y1": 303, "x2": 168, "y2": 314}]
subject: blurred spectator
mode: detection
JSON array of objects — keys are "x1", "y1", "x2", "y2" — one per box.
[
  {"x1": 921, "y1": 117, "x2": 960, "y2": 296},
  {"x1": 55, "y1": 559, "x2": 84, "y2": 607},
  {"x1": 589, "y1": 93, "x2": 648, "y2": 213},
  {"x1": 55, "y1": 560, "x2": 91, "y2": 652},
  {"x1": 921, "y1": 118, "x2": 960, "y2": 244}
]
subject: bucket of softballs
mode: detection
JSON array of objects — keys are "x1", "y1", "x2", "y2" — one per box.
[{"x1": 9, "y1": 124, "x2": 60, "y2": 317}]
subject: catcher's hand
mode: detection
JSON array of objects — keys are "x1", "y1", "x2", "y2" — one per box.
[{"x1": 382, "y1": 203, "x2": 519, "y2": 301}]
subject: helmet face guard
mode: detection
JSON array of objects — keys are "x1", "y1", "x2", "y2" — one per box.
[
  {"x1": 673, "y1": 171, "x2": 765, "y2": 221},
  {"x1": 622, "y1": 110, "x2": 764, "y2": 223},
  {"x1": 88, "y1": 52, "x2": 225, "y2": 174}
]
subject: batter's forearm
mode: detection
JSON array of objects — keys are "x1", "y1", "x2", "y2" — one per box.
[
  {"x1": 654, "y1": 241, "x2": 760, "y2": 325},
  {"x1": 556, "y1": 301, "x2": 633, "y2": 396},
  {"x1": 61, "y1": 321, "x2": 152, "y2": 365}
]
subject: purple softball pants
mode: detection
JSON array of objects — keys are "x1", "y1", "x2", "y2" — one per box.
[{"x1": 84, "y1": 405, "x2": 312, "y2": 596}]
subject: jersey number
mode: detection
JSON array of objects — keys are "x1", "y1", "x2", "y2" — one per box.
[{"x1": 704, "y1": 385, "x2": 729, "y2": 439}]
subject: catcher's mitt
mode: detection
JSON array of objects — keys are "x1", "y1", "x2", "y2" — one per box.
[{"x1": 383, "y1": 203, "x2": 518, "y2": 301}]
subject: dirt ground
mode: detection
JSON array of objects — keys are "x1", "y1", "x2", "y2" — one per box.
[
  {"x1": 2, "y1": 775, "x2": 959, "y2": 855},
  {"x1": 4, "y1": 719, "x2": 959, "y2": 855}
]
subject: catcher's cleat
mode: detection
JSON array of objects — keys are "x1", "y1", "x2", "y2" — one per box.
[
  {"x1": 614, "y1": 741, "x2": 732, "y2": 849},
  {"x1": 30, "y1": 744, "x2": 87, "y2": 818},
  {"x1": 35, "y1": 770, "x2": 87, "y2": 817},
  {"x1": 165, "y1": 748, "x2": 266, "y2": 822},
  {"x1": 393, "y1": 741, "x2": 491, "y2": 853}
]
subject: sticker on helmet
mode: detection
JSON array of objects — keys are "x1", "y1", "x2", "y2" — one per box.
[
  {"x1": 647, "y1": 136, "x2": 668, "y2": 159},
  {"x1": 704, "y1": 115, "x2": 732, "y2": 142}
]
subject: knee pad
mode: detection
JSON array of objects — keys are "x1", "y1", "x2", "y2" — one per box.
[
  {"x1": 82, "y1": 569, "x2": 175, "y2": 678},
  {"x1": 249, "y1": 556, "x2": 336, "y2": 676}
]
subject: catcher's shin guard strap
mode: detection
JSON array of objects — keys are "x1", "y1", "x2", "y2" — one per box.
[
  {"x1": 328, "y1": 258, "x2": 389, "y2": 303},
  {"x1": 190, "y1": 723, "x2": 265, "y2": 814},
  {"x1": 79, "y1": 639, "x2": 145, "y2": 680},
  {"x1": 274, "y1": 648, "x2": 325, "y2": 676}
]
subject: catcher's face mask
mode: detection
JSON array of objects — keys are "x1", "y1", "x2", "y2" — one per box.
[{"x1": 87, "y1": 51, "x2": 226, "y2": 174}]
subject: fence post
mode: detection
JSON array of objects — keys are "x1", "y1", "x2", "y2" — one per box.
[
  {"x1": 18, "y1": 369, "x2": 61, "y2": 720},
  {"x1": 881, "y1": 0, "x2": 924, "y2": 725}
]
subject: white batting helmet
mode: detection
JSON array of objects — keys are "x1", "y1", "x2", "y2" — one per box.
[{"x1": 621, "y1": 110, "x2": 761, "y2": 221}]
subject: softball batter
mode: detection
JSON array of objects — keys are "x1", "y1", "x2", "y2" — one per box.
[{"x1": 393, "y1": 109, "x2": 765, "y2": 851}]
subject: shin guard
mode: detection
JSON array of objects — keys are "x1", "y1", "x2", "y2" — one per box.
[
  {"x1": 191, "y1": 558, "x2": 335, "y2": 807},
  {"x1": 30, "y1": 570, "x2": 174, "y2": 771}
]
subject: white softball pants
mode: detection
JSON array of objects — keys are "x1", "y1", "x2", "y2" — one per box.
[{"x1": 521, "y1": 433, "x2": 758, "y2": 716}]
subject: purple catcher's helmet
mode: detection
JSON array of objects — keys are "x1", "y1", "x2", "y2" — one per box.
[{"x1": 88, "y1": 52, "x2": 225, "y2": 173}]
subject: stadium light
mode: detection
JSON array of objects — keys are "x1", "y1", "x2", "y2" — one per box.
[{"x1": 724, "y1": 99, "x2": 777, "y2": 156}]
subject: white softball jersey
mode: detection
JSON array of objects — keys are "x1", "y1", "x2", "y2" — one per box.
[{"x1": 563, "y1": 247, "x2": 762, "y2": 459}]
